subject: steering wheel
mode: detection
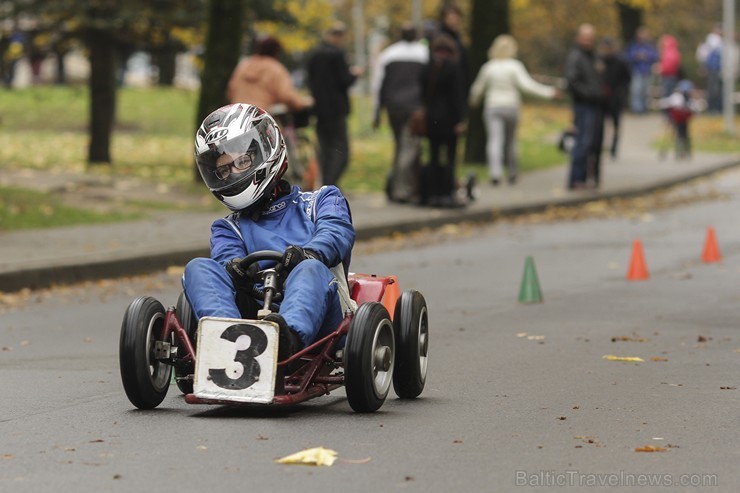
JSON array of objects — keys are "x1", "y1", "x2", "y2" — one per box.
[
  {"x1": 238, "y1": 250, "x2": 283, "y2": 271},
  {"x1": 238, "y1": 250, "x2": 284, "y2": 306}
]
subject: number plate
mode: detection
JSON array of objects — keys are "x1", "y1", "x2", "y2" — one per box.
[{"x1": 194, "y1": 317, "x2": 278, "y2": 404}]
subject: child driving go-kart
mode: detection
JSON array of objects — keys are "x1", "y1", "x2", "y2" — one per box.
[
  {"x1": 119, "y1": 103, "x2": 429, "y2": 413},
  {"x1": 185, "y1": 103, "x2": 356, "y2": 361}
]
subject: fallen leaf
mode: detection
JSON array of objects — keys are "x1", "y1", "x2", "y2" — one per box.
[
  {"x1": 611, "y1": 336, "x2": 649, "y2": 343},
  {"x1": 83, "y1": 337, "x2": 93, "y2": 343},
  {"x1": 2, "y1": 454, "x2": 14, "y2": 460},
  {"x1": 602, "y1": 355, "x2": 644, "y2": 362},
  {"x1": 650, "y1": 357, "x2": 669, "y2": 362},
  {"x1": 635, "y1": 445, "x2": 667, "y2": 452},
  {"x1": 276, "y1": 447, "x2": 337, "y2": 466},
  {"x1": 338, "y1": 457, "x2": 372, "y2": 464},
  {"x1": 516, "y1": 332, "x2": 528, "y2": 338}
]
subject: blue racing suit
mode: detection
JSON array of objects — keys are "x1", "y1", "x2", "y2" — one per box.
[{"x1": 182, "y1": 185, "x2": 355, "y2": 348}]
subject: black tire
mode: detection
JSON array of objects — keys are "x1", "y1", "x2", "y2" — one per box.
[
  {"x1": 344, "y1": 302, "x2": 395, "y2": 413},
  {"x1": 119, "y1": 296, "x2": 171, "y2": 409},
  {"x1": 393, "y1": 290, "x2": 429, "y2": 398},
  {"x1": 174, "y1": 292, "x2": 198, "y2": 395}
]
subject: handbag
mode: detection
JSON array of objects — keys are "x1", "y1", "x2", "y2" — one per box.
[{"x1": 409, "y1": 108, "x2": 427, "y2": 137}]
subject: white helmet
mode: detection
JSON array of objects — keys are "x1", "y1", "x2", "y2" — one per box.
[{"x1": 195, "y1": 104, "x2": 287, "y2": 212}]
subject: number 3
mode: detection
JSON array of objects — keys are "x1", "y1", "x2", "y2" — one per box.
[{"x1": 209, "y1": 324, "x2": 267, "y2": 390}]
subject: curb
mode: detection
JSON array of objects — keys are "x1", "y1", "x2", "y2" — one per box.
[{"x1": 1, "y1": 158, "x2": 738, "y2": 293}]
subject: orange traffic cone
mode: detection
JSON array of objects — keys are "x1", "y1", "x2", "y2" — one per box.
[
  {"x1": 382, "y1": 276, "x2": 400, "y2": 320},
  {"x1": 701, "y1": 226, "x2": 722, "y2": 263},
  {"x1": 627, "y1": 239, "x2": 649, "y2": 281}
]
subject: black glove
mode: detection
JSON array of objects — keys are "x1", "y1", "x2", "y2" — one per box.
[
  {"x1": 226, "y1": 258, "x2": 259, "y2": 289},
  {"x1": 279, "y1": 245, "x2": 320, "y2": 273}
]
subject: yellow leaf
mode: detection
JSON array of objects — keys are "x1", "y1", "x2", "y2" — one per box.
[
  {"x1": 275, "y1": 447, "x2": 338, "y2": 466},
  {"x1": 635, "y1": 445, "x2": 667, "y2": 452},
  {"x1": 602, "y1": 355, "x2": 644, "y2": 362}
]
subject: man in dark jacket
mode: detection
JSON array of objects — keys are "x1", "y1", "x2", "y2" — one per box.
[
  {"x1": 599, "y1": 37, "x2": 631, "y2": 158},
  {"x1": 565, "y1": 23, "x2": 604, "y2": 190},
  {"x1": 371, "y1": 22, "x2": 428, "y2": 203},
  {"x1": 306, "y1": 22, "x2": 362, "y2": 186}
]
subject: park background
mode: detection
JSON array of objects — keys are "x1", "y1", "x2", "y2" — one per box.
[{"x1": 0, "y1": 0, "x2": 737, "y2": 230}]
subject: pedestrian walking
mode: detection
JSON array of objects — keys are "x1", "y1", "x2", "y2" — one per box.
[
  {"x1": 419, "y1": 33, "x2": 467, "y2": 208},
  {"x1": 565, "y1": 24, "x2": 604, "y2": 190},
  {"x1": 657, "y1": 34, "x2": 682, "y2": 100},
  {"x1": 469, "y1": 34, "x2": 558, "y2": 186},
  {"x1": 371, "y1": 22, "x2": 428, "y2": 204},
  {"x1": 625, "y1": 27, "x2": 658, "y2": 114},
  {"x1": 696, "y1": 25, "x2": 723, "y2": 113},
  {"x1": 438, "y1": 3, "x2": 470, "y2": 96},
  {"x1": 598, "y1": 37, "x2": 631, "y2": 158},
  {"x1": 305, "y1": 22, "x2": 363, "y2": 186},
  {"x1": 658, "y1": 79, "x2": 701, "y2": 160},
  {"x1": 227, "y1": 36, "x2": 312, "y2": 113}
]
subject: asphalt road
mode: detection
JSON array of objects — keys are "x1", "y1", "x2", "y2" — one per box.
[{"x1": 2, "y1": 170, "x2": 740, "y2": 492}]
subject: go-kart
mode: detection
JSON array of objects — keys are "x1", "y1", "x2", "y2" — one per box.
[{"x1": 119, "y1": 251, "x2": 429, "y2": 413}]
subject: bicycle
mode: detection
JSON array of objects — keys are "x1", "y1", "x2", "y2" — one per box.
[{"x1": 269, "y1": 104, "x2": 320, "y2": 190}]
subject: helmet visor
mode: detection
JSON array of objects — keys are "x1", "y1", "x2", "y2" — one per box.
[{"x1": 196, "y1": 118, "x2": 276, "y2": 190}]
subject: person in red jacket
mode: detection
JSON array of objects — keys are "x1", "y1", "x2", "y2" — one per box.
[{"x1": 658, "y1": 35, "x2": 682, "y2": 100}]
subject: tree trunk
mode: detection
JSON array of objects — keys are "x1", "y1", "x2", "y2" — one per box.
[
  {"x1": 616, "y1": 1, "x2": 643, "y2": 47},
  {"x1": 464, "y1": 0, "x2": 510, "y2": 164},
  {"x1": 194, "y1": 0, "x2": 246, "y2": 180},
  {"x1": 154, "y1": 45, "x2": 177, "y2": 86},
  {"x1": 87, "y1": 28, "x2": 116, "y2": 165}
]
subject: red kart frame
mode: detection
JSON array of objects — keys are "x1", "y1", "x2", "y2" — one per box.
[{"x1": 119, "y1": 256, "x2": 428, "y2": 413}]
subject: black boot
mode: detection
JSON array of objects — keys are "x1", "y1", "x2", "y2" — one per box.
[
  {"x1": 264, "y1": 312, "x2": 302, "y2": 361},
  {"x1": 263, "y1": 313, "x2": 303, "y2": 394}
]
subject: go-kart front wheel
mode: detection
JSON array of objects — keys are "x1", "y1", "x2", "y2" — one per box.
[
  {"x1": 344, "y1": 302, "x2": 395, "y2": 413},
  {"x1": 393, "y1": 290, "x2": 429, "y2": 398},
  {"x1": 119, "y1": 296, "x2": 171, "y2": 409}
]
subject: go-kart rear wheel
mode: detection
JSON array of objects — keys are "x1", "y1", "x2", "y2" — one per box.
[
  {"x1": 393, "y1": 290, "x2": 429, "y2": 398},
  {"x1": 119, "y1": 296, "x2": 171, "y2": 409},
  {"x1": 344, "y1": 302, "x2": 395, "y2": 413},
  {"x1": 174, "y1": 292, "x2": 198, "y2": 395}
]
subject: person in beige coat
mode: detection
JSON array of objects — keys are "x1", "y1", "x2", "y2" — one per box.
[
  {"x1": 227, "y1": 37, "x2": 311, "y2": 112},
  {"x1": 469, "y1": 34, "x2": 558, "y2": 185}
]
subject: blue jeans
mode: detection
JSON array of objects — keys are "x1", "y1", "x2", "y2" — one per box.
[
  {"x1": 630, "y1": 73, "x2": 651, "y2": 113},
  {"x1": 569, "y1": 102, "x2": 599, "y2": 187},
  {"x1": 183, "y1": 258, "x2": 344, "y2": 348}
]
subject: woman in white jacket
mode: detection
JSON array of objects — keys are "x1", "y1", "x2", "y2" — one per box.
[{"x1": 469, "y1": 35, "x2": 558, "y2": 185}]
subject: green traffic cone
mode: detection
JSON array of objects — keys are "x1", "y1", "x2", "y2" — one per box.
[{"x1": 518, "y1": 256, "x2": 543, "y2": 304}]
